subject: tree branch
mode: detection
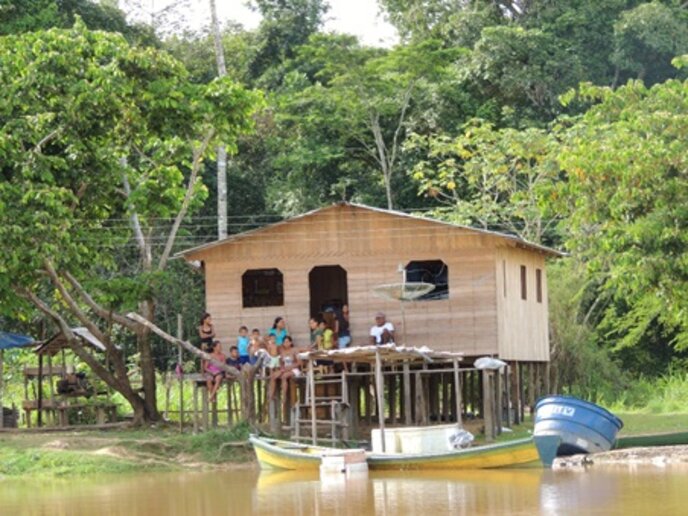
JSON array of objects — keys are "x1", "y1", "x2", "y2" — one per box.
[
  {"x1": 121, "y1": 167, "x2": 152, "y2": 269},
  {"x1": 126, "y1": 312, "x2": 238, "y2": 378},
  {"x1": 62, "y1": 270, "x2": 138, "y2": 332},
  {"x1": 158, "y1": 128, "x2": 215, "y2": 270},
  {"x1": 43, "y1": 259, "x2": 108, "y2": 345}
]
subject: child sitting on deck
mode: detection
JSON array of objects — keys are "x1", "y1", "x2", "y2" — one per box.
[
  {"x1": 205, "y1": 340, "x2": 226, "y2": 403},
  {"x1": 226, "y1": 345, "x2": 242, "y2": 370}
]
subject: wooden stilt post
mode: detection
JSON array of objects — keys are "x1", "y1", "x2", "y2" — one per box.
[
  {"x1": 415, "y1": 371, "x2": 426, "y2": 424},
  {"x1": 308, "y1": 359, "x2": 317, "y2": 445},
  {"x1": 47, "y1": 354, "x2": 56, "y2": 426},
  {"x1": 403, "y1": 362, "x2": 412, "y2": 426},
  {"x1": 482, "y1": 370, "x2": 495, "y2": 442},
  {"x1": 504, "y1": 365, "x2": 511, "y2": 428},
  {"x1": 495, "y1": 367, "x2": 503, "y2": 436},
  {"x1": 453, "y1": 358, "x2": 462, "y2": 428},
  {"x1": 192, "y1": 381, "x2": 199, "y2": 433},
  {"x1": 441, "y1": 372, "x2": 449, "y2": 423},
  {"x1": 545, "y1": 361, "x2": 551, "y2": 395},
  {"x1": 227, "y1": 381, "x2": 233, "y2": 426},
  {"x1": 37, "y1": 353, "x2": 43, "y2": 428},
  {"x1": 364, "y1": 374, "x2": 372, "y2": 424},
  {"x1": 511, "y1": 361, "x2": 521, "y2": 425},
  {"x1": 374, "y1": 349, "x2": 386, "y2": 452},
  {"x1": 202, "y1": 385, "x2": 209, "y2": 431},
  {"x1": 388, "y1": 371, "x2": 396, "y2": 425},
  {"x1": 177, "y1": 314, "x2": 184, "y2": 432},
  {"x1": 519, "y1": 362, "x2": 526, "y2": 422}
]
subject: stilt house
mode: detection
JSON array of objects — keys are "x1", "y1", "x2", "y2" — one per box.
[{"x1": 178, "y1": 203, "x2": 562, "y2": 364}]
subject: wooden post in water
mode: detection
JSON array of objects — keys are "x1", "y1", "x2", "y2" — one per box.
[
  {"x1": 403, "y1": 362, "x2": 412, "y2": 426},
  {"x1": 374, "y1": 349, "x2": 386, "y2": 452},
  {"x1": 453, "y1": 358, "x2": 462, "y2": 428},
  {"x1": 482, "y1": 370, "x2": 495, "y2": 442}
]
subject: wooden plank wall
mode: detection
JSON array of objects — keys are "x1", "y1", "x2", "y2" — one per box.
[
  {"x1": 191, "y1": 205, "x2": 533, "y2": 356},
  {"x1": 495, "y1": 247, "x2": 550, "y2": 361}
]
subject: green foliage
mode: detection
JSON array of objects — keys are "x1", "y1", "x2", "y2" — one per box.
[
  {"x1": 547, "y1": 259, "x2": 626, "y2": 400},
  {"x1": 558, "y1": 77, "x2": 688, "y2": 351},
  {"x1": 458, "y1": 26, "x2": 584, "y2": 124},
  {"x1": 0, "y1": 0, "x2": 156, "y2": 44},
  {"x1": 408, "y1": 120, "x2": 561, "y2": 243},
  {"x1": 604, "y1": 371, "x2": 688, "y2": 414},
  {"x1": 612, "y1": 2, "x2": 688, "y2": 85}
]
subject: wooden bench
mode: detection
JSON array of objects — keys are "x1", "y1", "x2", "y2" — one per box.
[{"x1": 23, "y1": 399, "x2": 117, "y2": 427}]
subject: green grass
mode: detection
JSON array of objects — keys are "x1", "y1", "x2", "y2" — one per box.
[
  {"x1": 0, "y1": 447, "x2": 162, "y2": 478},
  {"x1": 599, "y1": 371, "x2": 688, "y2": 415},
  {"x1": 0, "y1": 422, "x2": 253, "y2": 479},
  {"x1": 615, "y1": 413, "x2": 688, "y2": 435}
]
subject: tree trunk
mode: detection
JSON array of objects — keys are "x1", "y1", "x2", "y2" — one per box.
[
  {"x1": 210, "y1": 0, "x2": 228, "y2": 239},
  {"x1": 139, "y1": 299, "x2": 160, "y2": 422}
]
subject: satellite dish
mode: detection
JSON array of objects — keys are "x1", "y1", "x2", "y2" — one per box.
[{"x1": 372, "y1": 282, "x2": 436, "y2": 302}]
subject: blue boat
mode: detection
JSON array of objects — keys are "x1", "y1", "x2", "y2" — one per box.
[{"x1": 533, "y1": 395, "x2": 623, "y2": 467}]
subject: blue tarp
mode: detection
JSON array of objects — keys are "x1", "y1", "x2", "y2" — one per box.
[{"x1": 0, "y1": 331, "x2": 35, "y2": 350}]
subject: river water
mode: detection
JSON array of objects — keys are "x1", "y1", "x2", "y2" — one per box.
[{"x1": 1, "y1": 465, "x2": 687, "y2": 515}]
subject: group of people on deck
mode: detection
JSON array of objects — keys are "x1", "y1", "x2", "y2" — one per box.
[{"x1": 196, "y1": 306, "x2": 395, "y2": 403}]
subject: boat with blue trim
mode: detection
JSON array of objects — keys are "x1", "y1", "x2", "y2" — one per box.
[{"x1": 533, "y1": 395, "x2": 623, "y2": 467}]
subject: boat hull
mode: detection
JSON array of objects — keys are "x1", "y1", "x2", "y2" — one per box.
[
  {"x1": 368, "y1": 438, "x2": 539, "y2": 470},
  {"x1": 534, "y1": 396, "x2": 623, "y2": 467},
  {"x1": 250, "y1": 435, "x2": 540, "y2": 471}
]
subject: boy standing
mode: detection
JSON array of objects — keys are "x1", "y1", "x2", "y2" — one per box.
[{"x1": 237, "y1": 325, "x2": 250, "y2": 365}]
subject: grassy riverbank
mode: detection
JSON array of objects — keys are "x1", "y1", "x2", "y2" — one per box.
[
  {"x1": 0, "y1": 422, "x2": 254, "y2": 479},
  {"x1": 3, "y1": 412, "x2": 688, "y2": 479}
]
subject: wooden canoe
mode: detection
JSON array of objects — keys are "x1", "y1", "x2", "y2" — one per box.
[
  {"x1": 249, "y1": 435, "x2": 540, "y2": 471},
  {"x1": 614, "y1": 430, "x2": 688, "y2": 449}
]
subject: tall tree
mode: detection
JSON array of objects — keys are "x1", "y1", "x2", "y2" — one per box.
[
  {"x1": 209, "y1": 0, "x2": 229, "y2": 238},
  {"x1": 0, "y1": 21, "x2": 259, "y2": 422},
  {"x1": 558, "y1": 61, "x2": 688, "y2": 352}
]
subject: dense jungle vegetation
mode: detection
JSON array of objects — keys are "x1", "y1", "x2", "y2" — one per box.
[{"x1": 1, "y1": 0, "x2": 687, "y2": 419}]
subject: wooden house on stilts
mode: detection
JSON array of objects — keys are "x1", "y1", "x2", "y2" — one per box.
[{"x1": 178, "y1": 203, "x2": 563, "y2": 440}]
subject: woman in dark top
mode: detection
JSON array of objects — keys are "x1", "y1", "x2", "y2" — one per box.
[
  {"x1": 337, "y1": 304, "x2": 351, "y2": 348},
  {"x1": 198, "y1": 313, "x2": 215, "y2": 351}
]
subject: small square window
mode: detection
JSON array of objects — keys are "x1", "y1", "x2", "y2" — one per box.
[{"x1": 242, "y1": 269, "x2": 284, "y2": 308}]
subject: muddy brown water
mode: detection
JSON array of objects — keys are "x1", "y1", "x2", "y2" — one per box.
[{"x1": 1, "y1": 465, "x2": 687, "y2": 515}]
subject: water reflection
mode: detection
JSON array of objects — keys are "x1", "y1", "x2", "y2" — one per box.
[{"x1": 2, "y1": 465, "x2": 688, "y2": 515}]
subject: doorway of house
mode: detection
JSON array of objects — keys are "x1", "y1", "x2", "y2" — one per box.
[{"x1": 309, "y1": 265, "x2": 348, "y2": 318}]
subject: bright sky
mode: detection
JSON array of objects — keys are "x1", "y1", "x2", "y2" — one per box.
[{"x1": 131, "y1": 0, "x2": 399, "y2": 47}]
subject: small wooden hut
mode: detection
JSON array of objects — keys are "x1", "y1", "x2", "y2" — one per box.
[{"x1": 178, "y1": 202, "x2": 562, "y2": 365}]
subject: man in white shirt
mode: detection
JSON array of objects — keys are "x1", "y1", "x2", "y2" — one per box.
[{"x1": 370, "y1": 312, "x2": 395, "y2": 345}]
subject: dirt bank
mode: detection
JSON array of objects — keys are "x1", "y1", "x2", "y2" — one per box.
[{"x1": 553, "y1": 445, "x2": 688, "y2": 470}]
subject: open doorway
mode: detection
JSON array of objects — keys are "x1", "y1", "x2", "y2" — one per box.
[{"x1": 309, "y1": 265, "x2": 348, "y2": 318}]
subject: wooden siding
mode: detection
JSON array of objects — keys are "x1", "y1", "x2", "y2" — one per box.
[
  {"x1": 187, "y1": 204, "x2": 551, "y2": 359},
  {"x1": 495, "y1": 247, "x2": 550, "y2": 361}
]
